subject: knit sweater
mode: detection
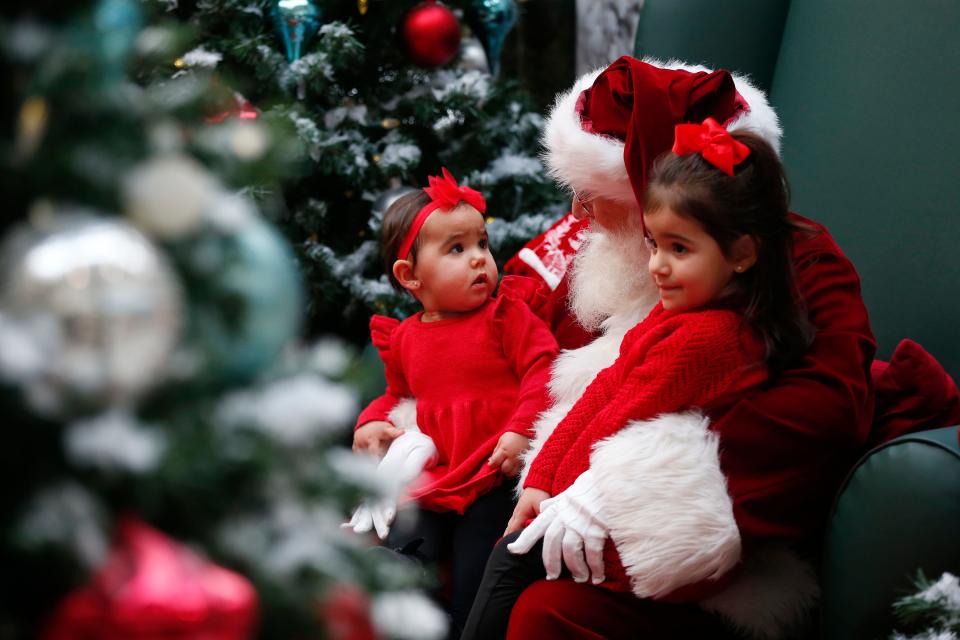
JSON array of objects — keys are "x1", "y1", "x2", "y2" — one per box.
[{"x1": 525, "y1": 302, "x2": 767, "y2": 496}]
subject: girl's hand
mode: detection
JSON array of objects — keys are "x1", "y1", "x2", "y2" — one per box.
[
  {"x1": 488, "y1": 432, "x2": 529, "y2": 478},
  {"x1": 505, "y1": 487, "x2": 551, "y2": 535},
  {"x1": 353, "y1": 420, "x2": 404, "y2": 457}
]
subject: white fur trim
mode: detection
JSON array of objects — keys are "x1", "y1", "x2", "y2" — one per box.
[
  {"x1": 387, "y1": 399, "x2": 419, "y2": 432},
  {"x1": 541, "y1": 57, "x2": 782, "y2": 203},
  {"x1": 542, "y1": 68, "x2": 636, "y2": 205},
  {"x1": 700, "y1": 546, "x2": 819, "y2": 639},
  {"x1": 589, "y1": 412, "x2": 742, "y2": 599}
]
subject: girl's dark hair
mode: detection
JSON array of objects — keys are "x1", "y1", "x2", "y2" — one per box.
[
  {"x1": 380, "y1": 190, "x2": 430, "y2": 292},
  {"x1": 644, "y1": 130, "x2": 814, "y2": 375}
]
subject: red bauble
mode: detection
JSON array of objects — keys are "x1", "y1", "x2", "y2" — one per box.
[
  {"x1": 42, "y1": 516, "x2": 258, "y2": 640},
  {"x1": 402, "y1": 1, "x2": 461, "y2": 68}
]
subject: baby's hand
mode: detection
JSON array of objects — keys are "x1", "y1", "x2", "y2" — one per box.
[
  {"x1": 488, "y1": 432, "x2": 529, "y2": 478},
  {"x1": 353, "y1": 420, "x2": 404, "y2": 457}
]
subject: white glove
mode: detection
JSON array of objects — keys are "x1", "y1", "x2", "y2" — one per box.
[
  {"x1": 507, "y1": 470, "x2": 610, "y2": 584},
  {"x1": 344, "y1": 430, "x2": 439, "y2": 539}
]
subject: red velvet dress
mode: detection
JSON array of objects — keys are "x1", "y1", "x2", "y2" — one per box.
[{"x1": 356, "y1": 280, "x2": 558, "y2": 514}]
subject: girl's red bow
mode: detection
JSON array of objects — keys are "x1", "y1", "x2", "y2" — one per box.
[
  {"x1": 672, "y1": 117, "x2": 750, "y2": 176},
  {"x1": 396, "y1": 168, "x2": 487, "y2": 260}
]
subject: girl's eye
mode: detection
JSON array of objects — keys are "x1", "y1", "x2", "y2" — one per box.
[
  {"x1": 643, "y1": 236, "x2": 657, "y2": 250},
  {"x1": 451, "y1": 243, "x2": 464, "y2": 254},
  {"x1": 672, "y1": 243, "x2": 688, "y2": 255},
  {"x1": 479, "y1": 238, "x2": 488, "y2": 249}
]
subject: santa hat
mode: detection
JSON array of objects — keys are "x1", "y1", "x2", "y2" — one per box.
[{"x1": 542, "y1": 56, "x2": 782, "y2": 206}]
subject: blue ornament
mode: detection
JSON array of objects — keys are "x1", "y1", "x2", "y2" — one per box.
[
  {"x1": 271, "y1": 0, "x2": 323, "y2": 63},
  {"x1": 173, "y1": 207, "x2": 303, "y2": 384},
  {"x1": 466, "y1": 0, "x2": 518, "y2": 76}
]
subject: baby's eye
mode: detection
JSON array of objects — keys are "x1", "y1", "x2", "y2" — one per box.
[
  {"x1": 478, "y1": 238, "x2": 488, "y2": 249},
  {"x1": 672, "y1": 243, "x2": 688, "y2": 255},
  {"x1": 643, "y1": 236, "x2": 657, "y2": 250},
  {"x1": 451, "y1": 243, "x2": 464, "y2": 254}
]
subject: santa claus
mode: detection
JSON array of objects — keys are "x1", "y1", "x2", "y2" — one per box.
[{"x1": 461, "y1": 56, "x2": 876, "y2": 639}]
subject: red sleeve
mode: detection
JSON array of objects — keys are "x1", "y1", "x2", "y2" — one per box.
[
  {"x1": 715, "y1": 215, "x2": 876, "y2": 542},
  {"x1": 526, "y1": 312, "x2": 767, "y2": 493},
  {"x1": 492, "y1": 296, "x2": 559, "y2": 438},
  {"x1": 355, "y1": 315, "x2": 412, "y2": 429}
]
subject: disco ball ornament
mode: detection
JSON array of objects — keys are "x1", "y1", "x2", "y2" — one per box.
[
  {"x1": 271, "y1": 0, "x2": 323, "y2": 63},
  {"x1": 371, "y1": 185, "x2": 419, "y2": 222},
  {"x1": 0, "y1": 213, "x2": 183, "y2": 415},
  {"x1": 402, "y1": 1, "x2": 461, "y2": 68},
  {"x1": 169, "y1": 195, "x2": 302, "y2": 385},
  {"x1": 466, "y1": 0, "x2": 517, "y2": 76}
]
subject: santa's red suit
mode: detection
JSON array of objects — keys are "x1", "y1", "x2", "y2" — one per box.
[{"x1": 505, "y1": 57, "x2": 876, "y2": 638}]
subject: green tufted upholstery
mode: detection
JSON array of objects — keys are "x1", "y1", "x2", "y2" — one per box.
[{"x1": 821, "y1": 426, "x2": 960, "y2": 639}]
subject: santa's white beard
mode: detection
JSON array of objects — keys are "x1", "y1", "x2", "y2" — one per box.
[{"x1": 568, "y1": 224, "x2": 657, "y2": 332}]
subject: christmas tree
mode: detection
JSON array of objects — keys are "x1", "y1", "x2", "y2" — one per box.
[
  {"x1": 158, "y1": 0, "x2": 568, "y2": 343},
  {"x1": 0, "y1": 2, "x2": 449, "y2": 638}
]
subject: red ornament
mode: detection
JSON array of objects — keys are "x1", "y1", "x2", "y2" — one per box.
[
  {"x1": 206, "y1": 92, "x2": 260, "y2": 124},
  {"x1": 42, "y1": 516, "x2": 258, "y2": 640},
  {"x1": 317, "y1": 582, "x2": 378, "y2": 640},
  {"x1": 401, "y1": 1, "x2": 461, "y2": 68}
]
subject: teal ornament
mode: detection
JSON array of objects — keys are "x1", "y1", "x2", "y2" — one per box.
[
  {"x1": 466, "y1": 0, "x2": 517, "y2": 76},
  {"x1": 171, "y1": 202, "x2": 302, "y2": 384},
  {"x1": 93, "y1": 0, "x2": 143, "y2": 79},
  {"x1": 271, "y1": 0, "x2": 323, "y2": 63}
]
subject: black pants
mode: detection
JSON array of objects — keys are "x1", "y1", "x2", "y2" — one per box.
[
  {"x1": 385, "y1": 483, "x2": 516, "y2": 639},
  {"x1": 460, "y1": 530, "x2": 546, "y2": 640}
]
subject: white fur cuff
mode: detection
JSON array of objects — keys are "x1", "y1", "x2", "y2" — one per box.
[{"x1": 589, "y1": 412, "x2": 741, "y2": 599}]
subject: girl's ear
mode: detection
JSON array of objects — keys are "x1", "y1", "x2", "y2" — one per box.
[
  {"x1": 731, "y1": 235, "x2": 758, "y2": 273},
  {"x1": 392, "y1": 259, "x2": 420, "y2": 292}
]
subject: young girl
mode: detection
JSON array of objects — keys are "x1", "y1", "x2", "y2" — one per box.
[
  {"x1": 349, "y1": 168, "x2": 559, "y2": 636},
  {"x1": 461, "y1": 119, "x2": 813, "y2": 638}
]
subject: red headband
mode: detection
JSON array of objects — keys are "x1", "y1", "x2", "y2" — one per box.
[
  {"x1": 396, "y1": 167, "x2": 487, "y2": 261},
  {"x1": 672, "y1": 117, "x2": 750, "y2": 176}
]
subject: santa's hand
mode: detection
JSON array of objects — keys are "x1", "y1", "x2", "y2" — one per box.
[
  {"x1": 343, "y1": 502, "x2": 392, "y2": 540},
  {"x1": 509, "y1": 470, "x2": 609, "y2": 584},
  {"x1": 376, "y1": 429, "x2": 439, "y2": 487},
  {"x1": 343, "y1": 430, "x2": 438, "y2": 540}
]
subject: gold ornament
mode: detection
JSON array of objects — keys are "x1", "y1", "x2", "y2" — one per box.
[
  {"x1": 381, "y1": 117, "x2": 401, "y2": 129},
  {"x1": 372, "y1": 154, "x2": 381, "y2": 163},
  {"x1": 358, "y1": 0, "x2": 368, "y2": 15},
  {"x1": 16, "y1": 96, "x2": 49, "y2": 160}
]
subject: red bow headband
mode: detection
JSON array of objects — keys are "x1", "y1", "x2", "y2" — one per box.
[
  {"x1": 672, "y1": 117, "x2": 750, "y2": 176},
  {"x1": 396, "y1": 167, "x2": 487, "y2": 261}
]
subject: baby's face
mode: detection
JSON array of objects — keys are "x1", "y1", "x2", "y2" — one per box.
[{"x1": 411, "y1": 203, "x2": 498, "y2": 320}]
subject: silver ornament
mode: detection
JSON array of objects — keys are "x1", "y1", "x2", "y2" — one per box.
[{"x1": 0, "y1": 213, "x2": 183, "y2": 415}]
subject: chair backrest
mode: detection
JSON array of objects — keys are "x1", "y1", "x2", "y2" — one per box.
[
  {"x1": 771, "y1": 0, "x2": 960, "y2": 380},
  {"x1": 633, "y1": 0, "x2": 790, "y2": 94}
]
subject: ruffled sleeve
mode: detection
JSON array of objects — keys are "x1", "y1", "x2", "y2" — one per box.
[
  {"x1": 355, "y1": 315, "x2": 412, "y2": 430},
  {"x1": 490, "y1": 292, "x2": 559, "y2": 438},
  {"x1": 496, "y1": 275, "x2": 552, "y2": 320}
]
